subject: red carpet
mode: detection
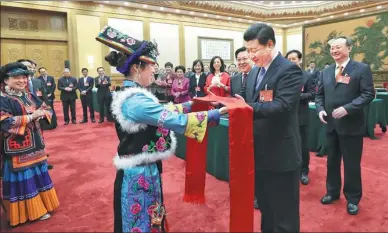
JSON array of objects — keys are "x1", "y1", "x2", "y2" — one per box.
[{"x1": 2, "y1": 100, "x2": 388, "y2": 232}]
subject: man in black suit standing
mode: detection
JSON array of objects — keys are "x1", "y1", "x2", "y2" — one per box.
[
  {"x1": 315, "y1": 37, "x2": 374, "y2": 215},
  {"x1": 38, "y1": 67, "x2": 56, "y2": 109},
  {"x1": 58, "y1": 68, "x2": 78, "y2": 125},
  {"x1": 286, "y1": 49, "x2": 316, "y2": 185},
  {"x1": 230, "y1": 47, "x2": 253, "y2": 97},
  {"x1": 307, "y1": 61, "x2": 320, "y2": 88},
  {"x1": 236, "y1": 23, "x2": 303, "y2": 232},
  {"x1": 95, "y1": 67, "x2": 113, "y2": 123},
  {"x1": 78, "y1": 68, "x2": 95, "y2": 123}
]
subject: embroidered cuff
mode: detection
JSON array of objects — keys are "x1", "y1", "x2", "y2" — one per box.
[
  {"x1": 184, "y1": 111, "x2": 208, "y2": 143},
  {"x1": 165, "y1": 102, "x2": 191, "y2": 113},
  {"x1": 207, "y1": 109, "x2": 220, "y2": 125}
]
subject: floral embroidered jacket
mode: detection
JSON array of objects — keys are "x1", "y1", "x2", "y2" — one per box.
[{"x1": 0, "y1": 90, "x2": 53, "y2": 172}]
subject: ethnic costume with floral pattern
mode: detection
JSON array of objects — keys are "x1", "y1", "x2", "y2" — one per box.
[
  {"x1": 111, "y1": 81, "x2": 220, "y2": 233},
  {"x1": 0, "y1": 88, "x2": 59, "y2": 227}
]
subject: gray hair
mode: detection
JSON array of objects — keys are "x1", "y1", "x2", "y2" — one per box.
[
  {"x1": 63, "y1": 68, "x2": 71, "y2": 72},
  {"x1": 328, "y1": 36, "x2": 352, "y2": 47}
]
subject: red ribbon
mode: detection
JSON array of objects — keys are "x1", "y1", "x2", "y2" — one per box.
[{"x1": 183, "y1": 96, "x2": 254, "y2": 232}]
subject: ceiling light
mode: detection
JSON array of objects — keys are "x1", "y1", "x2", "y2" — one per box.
[
  {"x1": 104, "y1": 1, "x2": 109, "y2": 3},
  {"x1": 292, "y1": 1, "x2": 296, "y2": 3},
  {"x1": 267, "y1": 23, "x2": 271, "y2": 25},
  {"x1": 142, "y1": 4, "x2": 148, "y2": 8},
  {"x1": 124, "y1": 2, "x2": 129, "y2": 6},
  {"x1": 344, "y1": 12, "x2": 349, "y2": 16},
  {"x1": 228, "y1": 17, "x2": 231, "y2": 20},
  {"x1": 160, "y1": 7, "x2": 164, "y2": 10},
  {"x1": 260, "y1": 1, "x2": 264, "y2": 3},
  {"x1": 360, "y1": 9, "x2": 365, "y2": 13},
  {"x1": 175, "y1": 9, "x2": 180, "y2": 13},
  {"x1": 317, "y1": 18, "x2": 321, "y2": 20},
  {"x1": 204, "y1": 14, "x2": 208, "y2": 17},
  {"x1": 302, "y1": 1, "x2": 306, "y2": 3},
  {"x1": 238, "y1": 19, "x2": 242, "y2": 21},
  {"x1": 269, "y1": 2, "x2": 274, "y2": 5},
  {"x1": 281, "y1": 1, "x2": 285, "y2": 4},
  {"x1": 190, "y1": 11, "x2": 194, "y2": 15},
  {"x1": 304, "y1": 21, "x2": 309, "y2": 23},
  {"x1": 330, "y1": 15, "x2": 334, "y2": 18},
  {"x1": 216, "y1": 15, "x2": 220, "y2": 18},
  {"x1": 249, "y1": 20, "x2": 252, "y2": 23},
  {"x1": 376, "y1": 6, "x2": 382, "y2": 9}
]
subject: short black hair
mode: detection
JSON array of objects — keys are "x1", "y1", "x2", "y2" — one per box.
[
  {"x1": 285, "y1": 50, "x2": 303, "y2": 60},
  {"x1": 164, "y1": 62, "x2": 173, "y2": 68},
  {"x1": 325, "y1": 63, "x2": 330, "y2": 65},
  {"x1": 97, "y1": 67, "x2": 104, "y2": 72},
  {"x1": 235, "y1": 47, "x2": 247, "y2": 59},
  {"x1": 82, "y1": 68, "x2": 88, "y2": 72},
  {"x1": 38, "y1": 67, "x2": 47, "y2": 72},
  {"x1": 243, "y1": 23, "x2": 276, "y2": 46},
  {"x1": 175, "y1": 65, "x2": 186, "y2": 73},
  {"x1": 209, "y1": 56, "x2": 225, "y2": 74},
  {"x1": 192, "y1": 59, "x2": 204, "y2": 73}
]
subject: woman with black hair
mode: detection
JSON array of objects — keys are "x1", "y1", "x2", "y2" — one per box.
[
  {"x1": 204, "y1": 56, "x2": 231, "y2": 97},
  {"x1": 0, "y1": 62, "x2": 59, "y2": 227},
  {"x1": 189, "y1": 59, "x2": 207, "y2": 98},
  {"x1": 96, "y1": 26, "x2": 227, "y2": 233}
]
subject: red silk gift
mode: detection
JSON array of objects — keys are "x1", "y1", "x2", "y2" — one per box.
[{"x1": 183, "y1": 95, "x2": 254, "y2": 232}]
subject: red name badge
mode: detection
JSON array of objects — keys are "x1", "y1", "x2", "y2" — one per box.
[
  {"x1": 341, "y1": 75, "x2": 350, "y2": 84},
  {"x1": 69, "y1": 83, "x2": 73, "y2": 88},
  {"x1": 258, "y1": 90, "x2": 273, "y2": 102},
  {"x1": 47, "y1": 82, "x2": 52, "y2": 86},
  {"x1": 195, "y1": 86, "x2": 200, "y2": 92}
]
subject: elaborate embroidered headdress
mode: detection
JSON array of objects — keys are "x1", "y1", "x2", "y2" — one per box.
[
  {"x1": 0, "y1": 62, "x2": 32, "y2": 84},
  {"x1": 96, "y1": 26, "x2": 159, "y2": 75}
]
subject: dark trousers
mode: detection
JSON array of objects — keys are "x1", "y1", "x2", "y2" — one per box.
[
  {"x1": 81, "y1": 94, "x2": 95, "y2": 120},
  {"x1": 299, "y1": 125, "x2": 310, "y2": 174},
  {"x1": 62, "y1": 99, "x2": 76, "y2": 122},
  {"x1": 98, "y1": 92, "x2": 112, "y2": 121},
  {"x1": 255, "y1": 169, "x2": 300, "y2": 233},
  {"x1": 48, "y1": 99, "x2": 54, "y2": 110},
  {"x1": 326, "y1": 130, "x2": 363, "y2": 204}
]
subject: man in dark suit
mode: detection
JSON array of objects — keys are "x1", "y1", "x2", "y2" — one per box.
[
  {"x1": 78, "y1": 68, "x2": 95, "y2": 123},
  {"x1": 315, "y1": 37, "x2": 375, "y2": 215},
  {"x1": 286, "y1": 49, "x2": 316, "y2": 185},
  {"x1": 236, "y1": 23, "x2": 303, "y2": 232},
  {"x1": 58, "y1": 68, "x2": 78, "y2": 125},
  {"x1": 38, "y1": 67, "x2": 56, "y2": 109},
  {"x1": 230, "y1": 47, "x2": 253, "y2": 97},
  {"x1": 95, "y1": 67, "x2": 113, "y2": 123},
  {"x1": 307, "y1": 61, "x2": 320, "y2": 87}
]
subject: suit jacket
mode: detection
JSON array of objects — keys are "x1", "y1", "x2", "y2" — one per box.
[
  {"x1": 38, "y1": 75, "x2": 56, "y2": 100},
  {"x1": 189, "y1": 73, "x2": 207, "y2": 97},
  {"x1": 78, "y1": 76, "x2": 94, "y2": 95},
  {"x1": 240, "y1": 54, "x2": 304, "y2": 172},
  {"x1": 307, "y1": 69, "x2": 320, "y2": 87},
  {"x1": 299, "y1": 71, "x2": 316, "y2": 126},
  {"x1": 230, "y1": 73, "x2": 243, "y2": 97},
  {"x1": 31, "y1": 78, "x2": 49, "y2": 103},
  {"x1": 315, "y1": 60, "x2": 375, "y2": 136},
  {"x1": 95, "y1": 76, "x2": 111, "y2": 95},
  {"x1": 58, "y1": 76, "x2": 78, "y2": 101}
]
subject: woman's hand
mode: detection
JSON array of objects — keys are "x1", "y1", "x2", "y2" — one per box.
[
  {"x1": 218, "y1": 107, "x2": 228, "y2": 115},
  {"x1": 32, "y1": 110, "x2": 45, "y2": 120}
]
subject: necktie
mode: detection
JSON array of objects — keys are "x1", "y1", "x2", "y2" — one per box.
[
  {"x1": 255, "y1": 68, "x2": 266, "y2": 91},
  {"x1": 242, "y1": 73, "x2": 248, "y2": 87},
  {"x1": 336, "y1": 66, "x2": 344, "y2": 82}
]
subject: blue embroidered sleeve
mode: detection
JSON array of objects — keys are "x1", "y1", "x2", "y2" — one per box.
[{"x1": 121, "y1": 94, "x2": 220, "y2": 136}]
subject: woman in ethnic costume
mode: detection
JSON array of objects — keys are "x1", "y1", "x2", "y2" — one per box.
[
  {"x1": 95, "y1": 26, "x2": 227, "y2": 233},
  {"x1": 0, "y1": 62, "x2": 59, "y2": 227}
]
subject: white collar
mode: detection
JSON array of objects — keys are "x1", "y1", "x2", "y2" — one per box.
[
  {"x1": 336, "y1": 58, "x2": 350, "y2": 69},
  {"x1": 263, "y1": 49, "x2": 279, "y2": 71}
]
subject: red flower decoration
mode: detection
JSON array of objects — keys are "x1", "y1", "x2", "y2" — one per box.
[
  {"x1": 366, "y1": 20, "x2": 374, "y2": 27},
  {"x1": 130, "y1": 203, "x2": 142, "y2": 215}
]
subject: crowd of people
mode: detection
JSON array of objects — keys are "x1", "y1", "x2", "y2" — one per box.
[{"x1": 0, "y1": 22, "x2": 375, "y2": 233}]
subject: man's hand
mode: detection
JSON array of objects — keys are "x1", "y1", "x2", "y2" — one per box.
[
  {"x1": 81, "y1": 91, "x2": 86, "y2": 95},
  {"x1": 332, "y1": 107, "x2": 348, "y2": 119},
  {"x1": 318, "y1": 111, "x2": 328, "y2": 124},
  {"x1": 65, "y1": 87, "x2": 72, "y2": 92},
  {"x1": 234, "y1": 94, "x2": 245, "y2": 101}
]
